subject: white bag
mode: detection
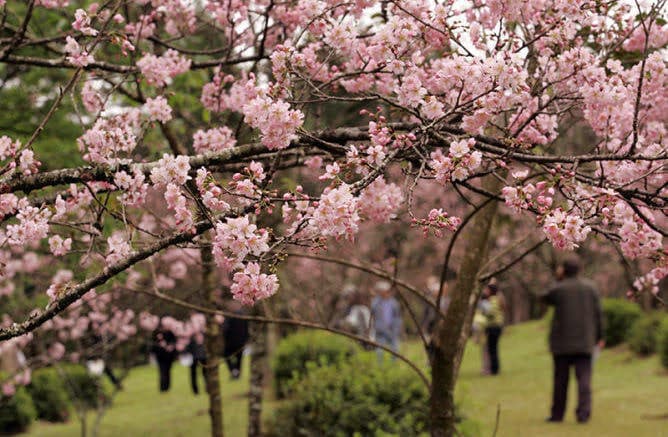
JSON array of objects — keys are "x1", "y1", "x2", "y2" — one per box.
[{"x1": 179, "y1": 353, "x2": 193, "y2": 367}]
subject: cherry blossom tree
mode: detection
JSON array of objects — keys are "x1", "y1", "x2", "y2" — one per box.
[{"x1": 0, "y1": 1, "x2": 666, "y2": 436}]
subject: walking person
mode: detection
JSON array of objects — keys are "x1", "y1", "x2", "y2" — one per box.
[
  {"x1": 151, "y1": 325, "x2": 177, "y2": 392},
  {"x1": 186, "y1": 335, "x2": 206, "y2": 394},
  {"x1": 343, "y1": 289, "x2": 373, "y2": 349},
  {"x1": 370, "y1": 281, "x2": 402, "y2": 363},
  {"x1": 542, "y1": 256, "x2": 604, "y2": 424},
  {"x1": 222, "y1": 301, "x2": 249, "y2": 380},
  {"x1": 481, "y1": 281, "x2": 505, "y2": 375}
]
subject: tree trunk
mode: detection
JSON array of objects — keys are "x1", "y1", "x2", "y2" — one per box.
[
  {"x1": 247, "y1": 308, "x2": 266, "y2": 437},
  {"x1": 429, "y1": 177, "x2": 502, "y2": 437},
  {"x1": 202, "y1": 245, "x2": 224, "y2": 437}
]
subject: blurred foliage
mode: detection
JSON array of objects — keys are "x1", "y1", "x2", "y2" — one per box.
[
  {"x1": 272, "y1": 330, "x2": 360, "y2": 398},
  {"x1": 602, "y1": 298, "x2": 642, "y2": 347}
]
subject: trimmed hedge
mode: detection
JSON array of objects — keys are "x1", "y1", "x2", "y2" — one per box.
[
  {"x1": 658, "y1": 318, "x2": 668, "y2": 369},
  {"x1": 0, "y1": 386, "x2": 37, "y2": 434},
  {"x1": 628, "y1": 314, "x2": 664, "y2": 356},
  {"x1": 27, "y1": 368, "x2": 72, "y2": 422},
  {"x1": 602, "y1": 298, "x2": 642, "y2": 347},
  {"x1": 272, "y1": 330, "x2": 360, "y2": 398},
  {"x1": 267, "y1": 356, "x2": 429, "y2": 436}
]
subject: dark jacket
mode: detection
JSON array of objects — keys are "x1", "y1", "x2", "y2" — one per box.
[
  {"x1": 542, "y1": 277, "x2": 603, "y2": 355},
  {"x1": 222, "y1": 311, "x2": 249, "y2": 357}
]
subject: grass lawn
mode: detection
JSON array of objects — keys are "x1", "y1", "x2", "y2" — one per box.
[{"x1": 23, "y1": 318, "x2": 668, "y2": 436}]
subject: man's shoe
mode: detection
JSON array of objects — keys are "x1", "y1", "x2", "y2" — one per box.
[
  {"x1": 545, "y1": 417, "x2": 562, "y2": 423},
  {"x1": 577, "y1": 418, "x2": 589, "y2": 424}
]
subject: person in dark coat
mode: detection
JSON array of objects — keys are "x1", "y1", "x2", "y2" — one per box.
[
  {"x1": 222, "y1": 302, "x2": 249, "y2": 379},
  {"x1": 541, "y1": 256, "x2": 604, "y2": 424},
  {"x1": 186, "y1": 336, "x2": 206, "y2": 394},
  {"x1": 151, "y1": 327, "x2": 177, "y2": 392}
]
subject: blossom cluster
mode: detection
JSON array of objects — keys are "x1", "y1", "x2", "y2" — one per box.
[
  {"x1": 114, "y1": 170, "x2": 148, "y2": 206},
  {"x1": 430, "y1": 138, "x2": 482, "y2": 183},
  {"x1": 212, "y1": 216, "x2": 270, "y2": 269},
  {"x1": 46, "y1": 269, "x2": 73, "y2": 301},
  {"x1": 192, "y1": 127, "x2": 237, "y2": 154},
  {"x1": 310, "y1": 183, "x2": 360, "y2": 240},
  {"x1": 230, "y1": 262, "x2": 279, "y2": 305},
  {"x1": 143, "y1": 96, "x2": 173, "y2": 123},
  {"x1": 106, "y1": 232, "x2": 132, "y2": 265},
  {"x1": 65, "y1": 36, "x2": 94, "y2": 67},
  {"x1": 358, "y1": 177, "x2": 403, "y2": 223},
  {"x1": 501, "y1": 180, "x2": 555, "y2": 214},
  {"x1": 164, "y1": 184, "x2": 194, "y2": 232},
  {"x1": 137, "y1": 49, "x2": 191, "y2": 87},
  {"x1": 613, "y1": 201, "x2": 663, "y2": 259},
  {"x1": 150, "y1": 154, "x2": 191, "y2": 186},
  {"x1": 541, "y1": 209, "x2": 591, "y2": 251},
  {"x1": 412, "y1": 208, "x2": 462, "y2": 238},
  {"x1": 6, "y1": 204, "x2": 51, "y2": 247},
  {"x1": 77, "y1": 111, "x2": 141, "y2": 164},
  {"x1": 72, "y1": 9, "x2": 98, "y2": 36},
  {"x1": 195, "y1": 168, "x2": 230, "y2": 213},
  {"x1": 242, "y1": 95, "x2": 304, "y2": 150}
]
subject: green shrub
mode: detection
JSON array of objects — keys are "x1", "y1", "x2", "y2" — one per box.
[
  {"x1": 59, "y1": 365, "x2": 113, "y2": 410},
  {"x1": 0, "y1": 386, "x2": 37, "y2": 434},
  {"x1": 628, "y1": 314, "x2": 664, "y2": 356},
  {"x1": 267, "y1": 356, "x2": 429, "y2": 437},
  {"x1": 602, "y1": 298, "x2": 642, "y2": 347},
  {"x1": 658, "y1": 318, "x2": 668, "y2": 369},
  {"x1": 272, "y1": 330, "x2": 360, "y2": 398},
  {"x1": 27, "y1": 368, "x2": 72, "y2": 422}
]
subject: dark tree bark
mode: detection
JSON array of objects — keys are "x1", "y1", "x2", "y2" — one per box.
[
  {"x1": 247, "y1": 307, "x2": 267, "y2": 437},
  {"x1": 429, "y1": 176, "x2": 503, "y2": 437},
  {"x1": 202, "y1": 245, "x2": 224, "y2": 437}
]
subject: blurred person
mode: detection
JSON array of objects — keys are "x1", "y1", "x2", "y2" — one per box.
[
  {"x1": 472, "y1": 297, "x2": 491, "y2": 376},
  {"x1": 222, "y1": 301, "x2": 249, "y2": 380},
  {"x1": 185, "y1": 335, "x2": 206, "y2": 395},
  {"x1": 343, "y1": 287, "x2": 373, "y2": 349},
  {"x1": 370, "y1": 281, "x2": 402, "y2": 363},
  {"x1": 481, "y1": 281, "x2": 505, "y2": 375},
  {"x1": 421, "y1": 276, "x2": 451, "y2": 363},
  {"x1": 151, "y1": 323, "x2": 177, "y2": 392},
  {"x1": 542, "y1": 256, "x2": 604, "y2": 424}
]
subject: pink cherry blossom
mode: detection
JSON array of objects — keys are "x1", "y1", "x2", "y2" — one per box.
[
  {"x1": 72, "y1": 9, "x2": 98, "y2": 36},
  {"x1": 359, "y1": 177, "x2": 403, "y2": 223},
  {"x1": 242, "y1": 95, "x2": 304, "y2": 150},
  {"x1": 143, "y1": 96, "x2": 173, "y2": 123},
  {"x1": 150, "y1": 154, "x2": 191, "y2": 186},
  {"x1": 230, "y1": 262, "x2": 279, "y2": 305},
  {"x1": 192, "y1": 127, "x2": 236, "y2": 154},
  {"x1": 49, "y1": 235, "x2": 72, "y2": 256},
  {"x1": 137, "y1": 49, "x2": 191, "y2": 87},
  {"x1": 310, "y1": 183, "x2": 360, "y2": 240},
  {"x1": 64, "y1": 36, "x2": 94, "y2": 67},
  {"x1": 106, "y1": 232, "x2": 132, "y2": 265},
  {"x1": 46, "y1": 269, "x2": 73, "y2": 301}
]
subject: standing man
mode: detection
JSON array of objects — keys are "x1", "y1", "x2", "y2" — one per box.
[
  {"x1": 371, "y1": 281, "x2": 402, "y2": 363},
  {"x1": 542, "y1": 256, "x2": 604, "y2": 424}
]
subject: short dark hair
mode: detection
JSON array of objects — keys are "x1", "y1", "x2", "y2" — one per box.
[{"x1": 562, "y1": 256, "x2": 581, "y2": 278}]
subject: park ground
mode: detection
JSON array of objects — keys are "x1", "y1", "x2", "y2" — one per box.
[{"x1": 24, "y1": 318, "x2": 668, "y2": 437}]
